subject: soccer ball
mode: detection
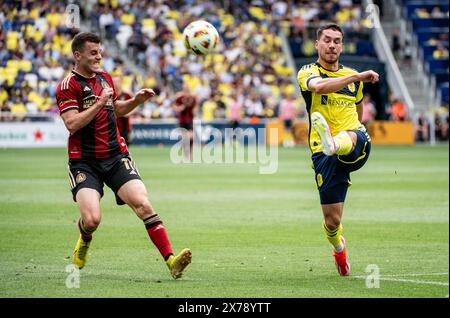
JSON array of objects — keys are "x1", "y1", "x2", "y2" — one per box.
[{"x1": 183, "y1": 20, "x2": 219, "y2": 55}]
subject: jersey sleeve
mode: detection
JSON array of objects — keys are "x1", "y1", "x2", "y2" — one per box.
[
  {"x1": 297, "y1": 64, "x2": 321, "y2": 91},
  {"x1": 55, "y1": 78, "x2": 80, "y2": 115},
  {"x1": 355, "y1": 81, "x2": 364, "y2": 105}
]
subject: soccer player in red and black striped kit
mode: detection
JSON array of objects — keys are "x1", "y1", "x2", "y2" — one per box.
[
  {"x1": 55, "y1": 32, "x2": 191, "y2": 279},
  {"x1": 172, "y1": 82, "x2": 198, "y2": 160}
]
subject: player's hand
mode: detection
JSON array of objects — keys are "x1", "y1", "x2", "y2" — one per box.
[
  {"x1": 134, "y1": 88, "x2": 156, "y2": 104},
  {"x1": 358, "y1": 70, "x2": 379, "y2": 83},
  {"x1": 98, "y1": 87, "x2": 114, "y2": 106}
]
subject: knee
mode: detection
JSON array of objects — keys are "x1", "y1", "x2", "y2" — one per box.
[
  {"x1": 347, "y1": 132, "x2": 357, "y2": 149},
  {"x1": 83, "y1": 215, "x2": 101, "y2": 230},
  {"x1": 324, "y1": 215, "x2": 341, "y2": 231},
  {"x1": 134, "y1": 198, "x2": 155, "y2": 219}
]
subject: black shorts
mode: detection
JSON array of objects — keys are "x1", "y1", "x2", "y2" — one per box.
[
  {"x1": 179, "y1": 123, "x2": 193, "y2": 130},
  {"x1": 230, "y1": 120, "x2": 240, "y2": 129},
  {"x1": 311, "y1": 129, "x2": 371, "y2": 204},
  {"x1": 67, "y1": 153, "x2": 142, "y2": 205},
  {"x1": 283, "y1": 119, "x2": 293, "y2": 129}
]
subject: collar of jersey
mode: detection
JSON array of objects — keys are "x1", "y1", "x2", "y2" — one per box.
[
  {"x1": 72, "y1": 69, "x2": 98, "y2": 79},
  {"x1": 315, "y1": 62, "x2": 343, "y2": 72}
]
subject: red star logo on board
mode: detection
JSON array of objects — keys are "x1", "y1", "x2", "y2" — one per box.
[{"x1": 34, "y1": 129, "x2": 43, "y2": 141}]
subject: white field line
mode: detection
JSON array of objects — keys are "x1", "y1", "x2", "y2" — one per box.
[
  {"x1": 353, "y1": 273, "x2": 449, "y2": 286},
  {"x1": 373, "y1": 273, "x2": 448, "y2": 277}
]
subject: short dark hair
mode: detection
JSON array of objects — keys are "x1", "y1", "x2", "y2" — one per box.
[
  {"x1": 316, "y1": 23, "x2": 344, "y2": 40},
  {"x1": 71, "y1": 32, "x2": 101, "y2": 53}
]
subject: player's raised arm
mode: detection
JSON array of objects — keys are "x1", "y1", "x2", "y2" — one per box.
[
  {"x1": 114, "y1": 88, "x2": 155, "y2": 117},
  {"x1": 308, "y1": 70, "x2": 379, "y2": 94},
  {"x1": 61, "y1": 87, "x2": 113, "y2": 135}
]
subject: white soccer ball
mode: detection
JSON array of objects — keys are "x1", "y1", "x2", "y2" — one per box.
[{"x1": 183, "y1": 20, "x2": 219, "y2": 55}]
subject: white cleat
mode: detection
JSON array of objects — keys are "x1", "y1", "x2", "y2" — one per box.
[{"x1": 311, "y1": 112, "x2": 336, "y2": 156}]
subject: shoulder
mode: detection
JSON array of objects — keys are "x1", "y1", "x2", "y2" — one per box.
[
  {"x1": 56, "y1": 72, "x2": 79, "y2": 95},
  {"x1": 57, "y1": 72, "x2": 76, "y2": 90},
  {"x1": 297, "y1": 63, "x2": 319, "y2": 77},
  {"x1": 298, "y1": 63, "x2": 317, "y2": 72}
]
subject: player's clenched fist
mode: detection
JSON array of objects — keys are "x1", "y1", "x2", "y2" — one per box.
[
  {"x1": 98, "y1": 87, "x2": 114, "y2": 105},
  {"x1": 357, "y1": 70, "x2": 379, "y2": 84}
]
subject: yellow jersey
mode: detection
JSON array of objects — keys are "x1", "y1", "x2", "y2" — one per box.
[{"x1": 297, "y1": 62, "x2": 364, "y2": 154}]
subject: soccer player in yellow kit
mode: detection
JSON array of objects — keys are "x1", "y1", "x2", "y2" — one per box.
[{"x1": 297, "y1": 24, "x2": 379, "y2": 276}]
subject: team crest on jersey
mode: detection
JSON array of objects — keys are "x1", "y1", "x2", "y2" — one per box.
[
  {"x1": 100, "y1": 80, "x2": 114, "y2": 109},
  {"x1": 76, "y1": 173, "x2": 86, "y2": 184},
  {"x1": 100, "y1": 79, "x2": 110, "y2": 89},
  {"x1": 347, "y1": 82, "x2": 355, "y2": 93}
]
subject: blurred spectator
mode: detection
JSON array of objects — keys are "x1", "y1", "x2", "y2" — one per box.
[
  {"x1": 433, "y1": 42, "x2": 449, "y2": 59},
  {"x1": 361, "y1": 94, "x2": 377, "y2": 126},
  {"x1": 388, "y1": 97, "x2": 407, "y2": 121},
  {"x1": 392, "y1": 29, "x2": 401, "y2": 61},
  {"x1": 415, "y1": 8, "x2": 430, "y2": 18},
  {"x1": 99, "y1": 7, "x2": 115, "y2": 40},
  {"x1": 201, "y1": 97, "x2": 217, "y2": 122},
  {"x1": 278, "y1": 92, "x2": 298, "y2": 147},
  {"x1": 435, "y1": 106, "x2": 449, "y2": 141},
  {"x1": 415, "y1": 111, "x2": 429, "y2": 142},
  {"x1": 402, "y1": 39, "x2": 412, "y2": 66},
  {"x1": 431, "y1": 6, "x2": 446, "y2": 18},
  {"x1": 228, "y1": 87, "x2": 244, "y2": 130}
]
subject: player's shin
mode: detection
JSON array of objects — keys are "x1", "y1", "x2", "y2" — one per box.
[
  {"x1": 322, "y1": 222, "x2": 344, "y2": 252},
  {"x1": 78, "y1": 218, "x2": 94, "y2": 242},
  {"x1": 143, "y1": 214, "x2": 174, "y2": 260},
  {"x1": 333, "y1": 131, "x2": 353, "y2": 155}
]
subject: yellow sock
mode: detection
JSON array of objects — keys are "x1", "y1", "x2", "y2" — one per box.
[
  {"x1": 334, "y1": 131, "x2": 353, "y2": 155},
  {"x1": 322, "y1": 222, "x2": 343, "y2": 251},
  {"x1": 166, "y1": 255, "x2": 174, "y2": 269}
]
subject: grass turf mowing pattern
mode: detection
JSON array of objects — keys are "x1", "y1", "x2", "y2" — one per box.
[{"x1": 0, "y1": 145, "x2": 448, "y2": 297}]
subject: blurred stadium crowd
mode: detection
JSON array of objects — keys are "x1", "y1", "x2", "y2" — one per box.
[{"x1": 0, "y1": 0, "x2": 448, "y2": 141}]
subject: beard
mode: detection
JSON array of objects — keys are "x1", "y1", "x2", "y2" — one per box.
[{"x1": 321, "y1": 52, "x2": 339, "y2": 64}]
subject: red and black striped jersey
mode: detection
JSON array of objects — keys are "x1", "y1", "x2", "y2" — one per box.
[
  {"x1": 175, "y1": 93, "x2": 196, "y2": 124},
  {"x1": 55, "y1": 70, "x2": 128, "y2": 160}
]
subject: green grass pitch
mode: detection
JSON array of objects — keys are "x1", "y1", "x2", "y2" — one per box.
[{"x1": 0, "y1": 145, "x2": 448, "y2": 297}]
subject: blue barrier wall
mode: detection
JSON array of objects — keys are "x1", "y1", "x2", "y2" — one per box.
[{"x1": 131, "y1": 122, "x2": 266, "y2": 145}]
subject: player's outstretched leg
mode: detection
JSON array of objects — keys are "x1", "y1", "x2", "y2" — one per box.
[
  {"x1": 166, "y1": 248, "x2": 192, "y2": 279},
  {"x1": 311, "y1": 112, "x2": 336, "y2": 155},
  {"x1": 333, "y1": 236, "x2": 350, "y2": 276}
]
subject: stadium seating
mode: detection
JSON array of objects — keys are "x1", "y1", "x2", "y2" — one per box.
[
  {"x1": 399, "y1": 0, "x2": 449, "y2": 109},
  {"x1": 440, "y1": 82, "x2": 449, "y2": 105},
  {"x1": 402, "y1": 0, "x2": 449, "y2": 18},
  {"x1": 0, "y1": 0, "x2": 396, "y2": 123}
]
